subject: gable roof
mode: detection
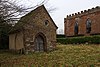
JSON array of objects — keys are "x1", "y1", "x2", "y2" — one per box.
[
  {"x1": 20, "y1": 5, "x2": 58, "y2": 29},
  {"x1": 40, "y1": 5, "x2": 58, "y2": 29},
  {"x1": 9, "y1": 5, "x2": 58, "y2": 34}
]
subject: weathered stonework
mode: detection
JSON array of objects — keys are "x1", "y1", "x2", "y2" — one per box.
[
  {"x1": 9, "y1": 5, "x2": 58, "y2": 53},
  {"x1": 64, "y1": 6, "x2": 100, "y2": 37}
]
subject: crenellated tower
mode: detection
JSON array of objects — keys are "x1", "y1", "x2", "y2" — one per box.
[{"x1": 64, "y1": 6, "x2": 100, "y2": 37}]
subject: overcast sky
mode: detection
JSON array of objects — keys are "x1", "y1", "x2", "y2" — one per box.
[{"x1": 18, "y1": 0, "x2": 100, "y2": 34}]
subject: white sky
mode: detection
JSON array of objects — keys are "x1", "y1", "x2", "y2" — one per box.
[{"x1": 17, "y1": 0, "x2": 100, "y2": 34}]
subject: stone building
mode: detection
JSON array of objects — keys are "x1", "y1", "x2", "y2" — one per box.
[
  {"x1": 64, "y1": 6, "x2": 100, "y2": 37},
  {"x1": 9, "y1": 5, "x2": 58, "y2": 53}
]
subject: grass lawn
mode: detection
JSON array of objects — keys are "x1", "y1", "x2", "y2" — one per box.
[{"x1": 0, "y1": 44, "x2": 100, "y2": 67}]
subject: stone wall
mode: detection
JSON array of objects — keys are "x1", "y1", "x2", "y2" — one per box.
[{"x1": 20, "y1": 5, "x2": 57, "y2": 52}]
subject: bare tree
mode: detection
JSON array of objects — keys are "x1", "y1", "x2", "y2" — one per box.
[{"x1": 0, "y1": 0, "x2": 49, "y2": 24}]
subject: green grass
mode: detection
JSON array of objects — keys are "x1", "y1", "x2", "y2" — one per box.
[{"x1": 0, "y1": 44, "x2": 100, "y2": 67}]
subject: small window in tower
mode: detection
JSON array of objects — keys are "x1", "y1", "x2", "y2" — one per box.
[
  {"x1": 74, "y1": 21, "x2": 78, "y2": 35},
  {"x1": 44, "y1": 20, "x2": 49, "y2": 26},
  {"x1": 86, "y1": 18, "x2": 91, "y2": 33}
]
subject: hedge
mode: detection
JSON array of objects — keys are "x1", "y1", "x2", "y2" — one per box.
[
  {"x1": 57, "y1": 34, "x2": 65, "y2": 38},
  {"x1": 57, "y1": 35, "x2": 100, "y2": 44}
]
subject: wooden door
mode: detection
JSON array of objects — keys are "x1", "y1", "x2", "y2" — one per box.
[{"x1": 35, "y1": 35, "x2": 44, "y2": 52}]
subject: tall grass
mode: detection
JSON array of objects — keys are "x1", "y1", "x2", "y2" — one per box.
[{"x1": 0, "y1": 44, "x2": 100, "y2": 67}]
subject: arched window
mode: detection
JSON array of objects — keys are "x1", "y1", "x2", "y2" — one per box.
[
  {"x1": 74, "y1": 22, "x2": 78, "y2": 35},
  {"x1": 86, "y1": 18, "x2": 91, "y2": 33}
]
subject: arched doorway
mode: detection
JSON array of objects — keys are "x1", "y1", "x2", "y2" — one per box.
[{"x1": 34, "y1": 33, "x2": 47, "y2": 52}]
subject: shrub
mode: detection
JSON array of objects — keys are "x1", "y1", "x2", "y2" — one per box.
[
  {"x1": 57, "y1": 35, "x2": 100, "y2": 44},
  {"x1": 57, "y1": 34, "x2": 65, "y2": 38}
]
